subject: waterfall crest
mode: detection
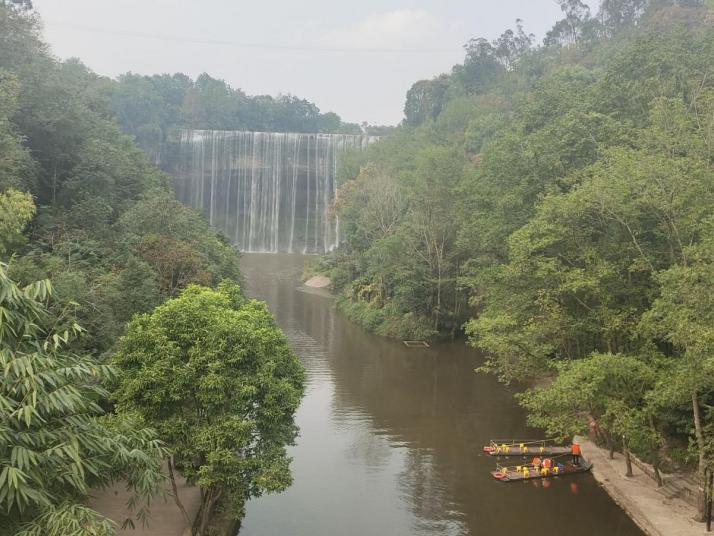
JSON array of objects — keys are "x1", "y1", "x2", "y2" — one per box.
[{"x1": 174, "y1": 129, "x2": 377, "y2": 254}]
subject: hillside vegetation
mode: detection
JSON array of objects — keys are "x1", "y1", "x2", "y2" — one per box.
[
  {"x1": 0, "y1": 3, "x2": 304, "y2": 534},
  {"x1": 325, "y1": 0, "x2": 714, "y2": 502}
]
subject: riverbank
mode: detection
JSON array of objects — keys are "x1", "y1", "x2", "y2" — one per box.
[
  {"x1": 91, "y1": 469, "x2": 200, "y2": 536},
  {"x1": 576, "y1": 436, "x2": 707, "y2": 536}
]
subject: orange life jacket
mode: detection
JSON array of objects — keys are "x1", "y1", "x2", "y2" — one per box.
[
  {"x1": 543, "y1": 458, "x2": 552, "y2": 469},
  {"x1": 572, "y1": 443, "x2": 581, "y2": 455},
  {"x1": 532, "y1": 457, "x2": 541, "y2": 467}
]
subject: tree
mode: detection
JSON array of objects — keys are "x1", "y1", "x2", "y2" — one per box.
[
  {"x1": 403, "y1": 76, "x2": 450, "y2": 126},
  {"x1": 271, "y1": 95, "x2": 321, "y2": 132},
  {"x1": 400, "y1": 146, "x2": 464, "y2": 333},
  {"x1": 519, "y1": 353, "x2": 656, "y2": 450},
  {"x1": 112, "y1": 282, "x2": 304, "y2": 535},
  {"x1": 0, "y1": 263, "x2": 166, "y2": 536},
  {"x1": 456, "y1": 38, "x2": 504, "y2": 93},
  {"x1": 118, "y1": 189, "x2": 241, "y2": 291},
  {"x1": 545, "y1": 0, "x2": 593, "y2": 45},
  {"x1": 332, "y1": 139, "x2": 469, "y2": 339},
  {"x1": 642, "y1": 218, "x2": 714, "y2": 502},
  {"x1": 0, "y1": 189, "x2": 34, "y2": 257},
  {"x1": 181, "y1": 74, "x2": 246, "y2": 131},
  {"x1": 111, "y1": 73, "x2": 169, "y2": 165},
  {"x1": 138, "y1": 234, "x2": 209, "y2": 296},
  {"x1": 336, "y1": 164, "x2": 406, "y2": 246},
  {"x1": 493, "y1": 20, "x2": 534, "y2": 70},
  {"x1": 316, "y1": 111, "x2": 341, "y2": 133},
  {"x1": 597, "y1": 0, "x2": 648, "y2": 36},
  {"x1": 0, "y1": 70, "x2": 34, "y2": 191}
]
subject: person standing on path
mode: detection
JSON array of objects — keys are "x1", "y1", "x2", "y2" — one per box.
[{"x1": 572, "y1": 442, "x2": 581, "y2": 465}]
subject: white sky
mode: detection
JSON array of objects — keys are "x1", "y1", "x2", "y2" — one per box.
[{"x1": 32, "y1": 0, "x2": 570, "y2": 125}]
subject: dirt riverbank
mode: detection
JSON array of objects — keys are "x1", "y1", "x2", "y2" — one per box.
[{"x1": 91, "y1": 470, "x2": 200, "y2": 536}]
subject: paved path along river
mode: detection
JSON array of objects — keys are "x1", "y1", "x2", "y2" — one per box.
[{"x1": 238, "y1": 254, "x2": 643, "y2": 536}]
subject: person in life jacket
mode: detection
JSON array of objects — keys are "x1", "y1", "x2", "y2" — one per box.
[
  {"x1": 532, "y1": 456, "x2": 542, "y2": 468},
  {"x1": 543, "y1": 458, "x2": 553, "y2": 470},
  {"x1": 571, "y1": 442, "x2": 581, "y2": 465}
]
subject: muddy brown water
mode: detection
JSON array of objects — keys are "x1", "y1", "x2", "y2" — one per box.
[{"x1": 238, "y1": 254, "x2": 643, "y2": 536}]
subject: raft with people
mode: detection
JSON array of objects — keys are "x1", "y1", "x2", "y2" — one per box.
[
  {"x1": 491, "y1": 442, "x2": 589, "y2": 482},
  {"x1": 482, "y1": 439, "x2": 571, "y2": 456},
  {"x1": 491, "y1": 459, "x2": 593, "y2": 481}
]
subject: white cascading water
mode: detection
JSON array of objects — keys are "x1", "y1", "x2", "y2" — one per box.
[{"x1": 174, "y1": 129, "x2": 377, "y2": 254}]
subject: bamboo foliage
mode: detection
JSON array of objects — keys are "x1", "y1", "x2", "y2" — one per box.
[{"x1": 0, "y1": 263, "x2": 167, "y2": 535}]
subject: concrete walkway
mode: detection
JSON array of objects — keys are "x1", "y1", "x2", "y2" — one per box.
[
  {"x1": 90, "y1": 470, "x2": 201, "y2": 536},
  {"x1": 577, "y1": 436, "x2": 709, "y2": 536}
]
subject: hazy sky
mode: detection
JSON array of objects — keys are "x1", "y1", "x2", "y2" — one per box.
[{"x1": 32, "y1": 0, "x2": 568, "y2": 125}]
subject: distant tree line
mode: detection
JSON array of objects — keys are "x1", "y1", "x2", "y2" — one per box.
[
  {"x1": 111, "y1": 72, "x2": 367, "y2": 164},
  {"x1": 404, "y1": 0, "x2": 709, "y2": 128}
]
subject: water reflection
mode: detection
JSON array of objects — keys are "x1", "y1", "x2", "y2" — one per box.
[{"x1": 239, "y1": 254, "x2": 642, "y2": 536}]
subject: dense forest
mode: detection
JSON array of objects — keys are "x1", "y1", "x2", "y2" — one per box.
[
  {"x1": 3, "y1": 0, "x2": 714, "y2": 532},
  {"x1": 0, "y1": 2, "x2": 305, "y2": 535},
  {"x1": 323, "y1": 0, "x2": 714, "y2": 510}
]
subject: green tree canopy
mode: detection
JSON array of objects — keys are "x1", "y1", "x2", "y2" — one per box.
[
  {"x1": 0, "y1": 189, "x2": 34, "y2": 256},
  {"x1": 112, "y1": 282, "x2": 304, "y2": 535}
]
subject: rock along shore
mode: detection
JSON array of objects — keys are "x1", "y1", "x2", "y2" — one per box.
[{"x1": 304, "y1": 275, "x2": 331, "y2": 289}]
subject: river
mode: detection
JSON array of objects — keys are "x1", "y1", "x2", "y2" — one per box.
[{"x1": 238, "y1": 254, "x2": 643, "y2": 536}]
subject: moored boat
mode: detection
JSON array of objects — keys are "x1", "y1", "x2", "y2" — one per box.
[
  {"x1": 482, "y1": 439, "x2": 571, "y2": 456},
  {"x1": 491, "y1": 460, "x2": 593, "y2": 482}
]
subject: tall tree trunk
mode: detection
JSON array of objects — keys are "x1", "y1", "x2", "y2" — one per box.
[
  {"x1": 434, "y1": 249, "x2": 442, "y2": 331},
  {"x1": 653, "y1": 458, "x2": 663, "y2": 487},
  {"x1": 52, "y1": 163, "x2": 57, "y2": 207},
  {"x1": 452, "y1": 260, "x2": 460, "y2": 341},
  {"x1": 693, "y1": 391, "x2": 708, "y2": 521},
  {"x1": 623, "y1": 437, "x2": 633, "y2": 477},
  {"x1": 167, "y1": 457, "x2": 190, "y2": 523},
  {"x1": 692, "y1": 391, "x2": 706, "y2": 478},
  {"x1": 193, "y1": 486, "x2": 221, "y2": 536},
  {"x1": 606, "y1": 431, "x2": 615, "y2": 460},
  {"x1": 706, "y1": 470, "x2": 713, "y2": 532},
  {"x1": 435, "y1": 269, "x2": 441, "y2": 330},
  {"x1": 648, "y1": 413, "x2": 663, "y2": 487}
]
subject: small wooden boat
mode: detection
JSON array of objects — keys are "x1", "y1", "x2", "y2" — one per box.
[
  {"x1": 482, "y1": 439, "x2": 571, "y2": 457},
  {"x1": 491, "y1": 460, "x2": 593, "y2": 482},
  {"x1": 403, "y1": 340, "x2": 430, "y2": 348}
]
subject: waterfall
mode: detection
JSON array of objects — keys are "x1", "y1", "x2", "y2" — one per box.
[{"x1": 174, "y1": 129, "x2": 378, "y2": 254}]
